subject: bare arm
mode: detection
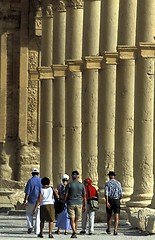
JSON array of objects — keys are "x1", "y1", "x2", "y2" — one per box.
[
  {"x1": 23, "y1": 193, "x2": 28, "y2": 204},
  {"x1": 33, "y1": 193, "x2": 42, "y2": 213}
]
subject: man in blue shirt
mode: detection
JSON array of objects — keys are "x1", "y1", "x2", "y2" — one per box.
[
  {"x1": 23, "y1": 168, "x2": 42, "y2": 234},
  {"x1": 104, "y1": 171, "x2": 122, "y2": 236}
]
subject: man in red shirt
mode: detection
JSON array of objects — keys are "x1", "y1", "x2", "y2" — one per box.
[{"x1": 80, "y1": 178, "x2": 98, "y2": 235}]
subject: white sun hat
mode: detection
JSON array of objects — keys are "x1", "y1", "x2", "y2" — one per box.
[
  {"x1": 62, "y1": 174, "x2": 69, "y2": 180},
  {"x1": 32, "y1": 168, "x2": 39, "y2": 173}
]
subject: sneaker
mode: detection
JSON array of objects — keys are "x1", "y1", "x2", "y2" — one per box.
[
  {"x1": 28, "y1": 228, "x2": 33, "y2": 234},
  {"x1": 38, "y1": 233, "x2": 43, "y2": 238},
  {"x1": 106, "y1": 228, "x2": 111, "y2": 234},
  {"x1": 80, "y1": 230, "x2": 86, "y2": 235},
  {"x1": 71, "y1": 232, "x2": 77, "y2": 238}
]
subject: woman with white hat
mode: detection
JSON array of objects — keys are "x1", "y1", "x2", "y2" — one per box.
[{"x1": 55, "y1": 174, "x2": 71, "y2": 235}]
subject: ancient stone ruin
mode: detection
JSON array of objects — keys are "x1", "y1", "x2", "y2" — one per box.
[{"x1": 0, "y1": 0, "x2": 155, "y2": 233}]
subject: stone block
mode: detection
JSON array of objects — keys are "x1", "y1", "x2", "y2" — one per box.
[
  {"x1": 138, "y1": 208, "x2": 155, "y2": 231},
  {"x1": 146, "y1": 217, "x2": 155, "y2": 234}
]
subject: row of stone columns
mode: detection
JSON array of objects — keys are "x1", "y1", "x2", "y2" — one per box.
[{"x1": 38, "y1": 0, "x2": 155, "y2": 207}]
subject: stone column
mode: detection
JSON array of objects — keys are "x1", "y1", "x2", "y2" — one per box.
[
  {"x1": 65, "y1": 0, "x2": 83, "y2": 175},
  {"x1": 82, "y1": 0, "x2": 101, "y2": 186},
  {"x1": 52, "y1": 0, "x2": 66, "y2": 185},
  {"x1": 0, "y1": 34, "x2": 7, "y2": 142},
  {"x1": 128, "y1": 0, "x2": 155, "y2": 207},
  {"x1": 40, "y1": 0, "x2": 53, "y2": 179},
  {"x1": 18, "y1": 0, "x2": 29, "y2": 180},
  {"x1": 0, "y1": 34, "x2": 12, "y2": 179},
  {"x1": 115, "y1": 0, "x2": 137, "y2": 204},
  {"x1": 98, "y1": 0, "x2": 119, "y2": 188}
]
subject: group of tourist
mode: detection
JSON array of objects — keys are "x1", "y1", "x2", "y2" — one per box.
[{"x1": 23, "y1": 168, "x2": 122, "y2": 238}]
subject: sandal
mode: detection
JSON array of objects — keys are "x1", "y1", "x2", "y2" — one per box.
[
  {"x1": 114, "y1": 230, "x2": 118, "y2": 235},
  {"x1": 64, "y1": 231, "x2": 68, "y2": 235},
  {"x1": 55, "y1": 230, "x2": 60, "y2": 234}
]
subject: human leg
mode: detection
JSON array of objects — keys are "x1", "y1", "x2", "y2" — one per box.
[
  {"x1": 106, "y1": 213, "x2": 112, "y2": 234},
  {"x1": 113, "y1": 199, "x2": 120, "y2": 234},
  {"x1": 26, "y1": 202, "x2": 34, "y2": 232},
  {"x1": 49, "y1": 221, "x2": 54, "y2": 236},
  {"x1": 38, "y1": 221, "x2": 44, "y2": 237},
  {"x1": 81, "y1": 207, "x2": 87, "y2": 233},
  {"x1": 88, "y1": 209, "x2": 95, "y2": 234},
  {"x1": 34, "y1": 206, "x2": 40, "y2": 234},
  {"x1": 114, "y1": 213, "x2": 119, "y2": 234}
]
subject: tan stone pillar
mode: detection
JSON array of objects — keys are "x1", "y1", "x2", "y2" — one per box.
[
  {"x1": 18, "y1": 0, "x2": 29, "y2": 180},
  {"x1": 40, "y1": 0, "x2": 53, "y2": 179},
  {"x1": 128, "y1": 0, "x2": 155, "y2": 207},
  {"x1": 82, "y1": 0, "x2": 101, "y2": 186},
  {"x1": 52, "y1": 0, "x2": 66, "y2": 185},
  {"x1": 65, "y1": 0, "x2": 83, "y2": 175},
  {"x1": 115, "y1": 0, "x2": 137, "y2": 204},
  {"x1": 0, "y1": 34, "x2": 7, "y2": 142},
  {"x1": 98, "y1": 0, "x2": 119, "y2": 188},
  {"x1": 0, "y1": 34, "x2": 11, "y2": 179}
]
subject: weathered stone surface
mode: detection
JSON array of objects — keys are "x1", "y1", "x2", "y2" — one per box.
[{"x1": 0, "y1": 2, "x2": 155, "y2": 231}]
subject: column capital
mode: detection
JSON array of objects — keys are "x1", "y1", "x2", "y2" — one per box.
[
  {"x1": 65, "y1": 0, "x2": 84, "y2": 9},
  {"x1": 138, "y1": 42, "x2": 155, "y2": 58},
  {"x1": 117, "y1": 45, "x2": 137, "y2": 60},
  {"x1": 52, "y1": 0, "x2": 66, "y2": 12},
  {"x1": 52, "y1": 64, "x2": 67, "y2": 77},
  {"x1": 66, "y1": 59, "x2": 83, "y2": 72},
  {"x1": 102, "y1": 52, "x2": 118, "y2": 65},
  {"x1": 41, "y1": 2, "x2": 53, "y2": 18},
  {"x1": 37, "y1": 67, "x2": 54, "y2": 79},
  {"x1": 83, "y1": 56, "x2": 103, "y2": 70}
]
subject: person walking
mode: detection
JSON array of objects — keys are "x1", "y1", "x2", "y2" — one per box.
[
  {"x1": 80, "y1": 178, "x2": 98, "y2": 235},
  {"x1": 55, "y1": 174, "x2": 71, "y2": 235},
  {"x1": 23, "y1": 168, "x2": 42, "y2": 235},
  {"x1": 33, "y1": 177, "x2": 57, "y2": 238},
  {"x1": 65, "y1": 170, "x2": 86, "y2": 238},
  {"x1": 104, "y1": 171, "x2": 122, "y2": 235}
]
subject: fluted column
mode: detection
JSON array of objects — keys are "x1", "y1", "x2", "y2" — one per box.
[
  {"x1": 98, "y1": 0, "x2": 119, "y2": 188},
  {"x1": 128, "y1": 0, "x2": 155, "y2": 207},
  {"x1": 65, "y1": 0, "x2": 83, "y2": 175},
  {"x1": 52, "y1": 0, "x2": 66, "y2": 186},
  {"x1": 115, "y1": 0, "x2": 137, "y2": 204},
  {"x1": 40, "y1": 0, "x2": 53, "y2": 179},
  {"x1": 82, "y1": 0, "x2": 101, "y2": 186}
]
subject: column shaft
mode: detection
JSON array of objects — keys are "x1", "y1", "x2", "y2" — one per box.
[
  {"x1": 128, "y1": 0, "x2": 155, "y2": 207},
  {"x1": 52, "y1": 1, "x2": 66, "y2": 185},
  {"x1": 65, "y1": 2, "x2": 83, "y2": 176},
  {"x1": 40, "y1": 1, "x2": 53, "y2": 179},
  {"x1": 98, "y1": 0, "x2": 119, "y2": 187},
  {"x1": 82, "y1": 0, "x2": 101, "y2": 186},
  {"x1": 0, "y1": 34, "x2": 7, "y2": 141},
  {"x1": 115, "y1": 0, "x2": 137, "y2": 204}
]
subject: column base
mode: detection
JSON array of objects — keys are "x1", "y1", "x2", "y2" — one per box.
[
  {"x1": 126, "y1": 193, "x2": 152, "y2": 207},
  {"x1": 0, "y1": 190, "x2": 14, "y2": 213}
]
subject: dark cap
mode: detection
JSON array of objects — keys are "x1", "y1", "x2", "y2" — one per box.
[
  {"x1": 107, "y1": 171, "x2": 116, "y2": 176},
  {"x1": 72, "y1": 170, "x2": 79, "y2": 176}
]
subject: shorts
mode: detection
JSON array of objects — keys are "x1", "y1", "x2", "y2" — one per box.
[
  {"x1": 40, "y1": 204, "x2": 55, "y2": 222},
  {"x1": 106, "y1": 198, "x2": 120, "y2": 215},
  {"x1": 67, "y1": 205, "x2": 82, "y2": 220}
]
